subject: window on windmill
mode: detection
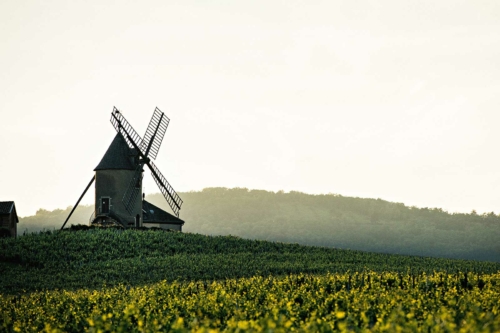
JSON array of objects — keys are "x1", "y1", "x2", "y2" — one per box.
[{"x1": 150, "y1": 209, "x2": 154, "y2": 214}]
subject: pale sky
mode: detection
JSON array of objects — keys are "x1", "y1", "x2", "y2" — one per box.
[{"x1": 1, "y1": 1, "x2": 500, "y2": 217}]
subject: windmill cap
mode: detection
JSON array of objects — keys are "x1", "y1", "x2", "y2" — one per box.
[{"x1": 94, "y1": 133, "x2": 136, "y2": 171}]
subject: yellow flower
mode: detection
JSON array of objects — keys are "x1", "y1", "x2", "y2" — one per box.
[
  {"x1": 336, "y1": 311, "x2": 346, "y2": 319},
  {"x1": 237, "y1": 321, "x2": 249, "y2": 329}
]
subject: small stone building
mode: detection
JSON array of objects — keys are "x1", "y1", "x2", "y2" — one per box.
[{"x1": 0, "y1": 201, "x2": 19, "y2": 237}]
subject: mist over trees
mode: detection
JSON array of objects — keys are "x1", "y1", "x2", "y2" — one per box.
[{"x1": 18, "y1": 188, "x2": 500, "y2": 262}]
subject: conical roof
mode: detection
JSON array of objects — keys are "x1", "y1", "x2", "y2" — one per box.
[{"x1": 94, "y1": 133, "x2": 136, "y2": 171}]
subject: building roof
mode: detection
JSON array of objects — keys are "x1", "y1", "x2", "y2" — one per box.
[
  {"x1": 94, "y1": 133, "x2": 136, "y2": 171},
  {"x1": 0, "y1": 201, "x2": 14, "y2": 214},
  {"x1": 0, "y1": 201, "x2": 19, "y2": 222},
  {"x1": 143, "y1": 200, "x2": 184, "y2": 225}
]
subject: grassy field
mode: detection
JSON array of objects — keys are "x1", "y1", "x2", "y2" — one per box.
[{"x1": 1, "y1": 228, "x2": 499, "y2": 332}]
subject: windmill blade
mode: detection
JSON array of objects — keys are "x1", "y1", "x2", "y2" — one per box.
[
  {"x1": 122, "y1": 164, "x2": 144, "y2": 215},
  {"x1": 140, "y1": 107, "x2": 170, "y2": 160},
  {"x1": 110, "y1": 106, "x2": 183, "y2": 217},
  {"x1": 110, "y1": 107, "x2": 143, "y2": 150},
  {"x1": 147, "y1": 160, "x2": 183, "y2": 217}
]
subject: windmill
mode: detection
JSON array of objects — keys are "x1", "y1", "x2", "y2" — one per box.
[{"x1": 61, "y1": 107, "x2": 184, "y2": 230}]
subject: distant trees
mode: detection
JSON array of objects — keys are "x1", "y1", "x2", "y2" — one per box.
[{"x1": 18, "y1": 205, "x2": 93, "y2": 234}]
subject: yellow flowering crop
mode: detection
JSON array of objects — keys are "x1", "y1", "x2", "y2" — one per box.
[{"x1": 1, "y1": 271, "x2": 499, "y2": 332}]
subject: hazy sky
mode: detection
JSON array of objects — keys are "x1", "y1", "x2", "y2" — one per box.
[{"x1": 1, "y1": 1, "x2": 500, "y2": 217}]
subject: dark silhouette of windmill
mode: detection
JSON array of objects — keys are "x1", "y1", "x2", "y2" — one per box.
[{"x1": 61, "y1": 107, "x2": 184, "y2": 230}]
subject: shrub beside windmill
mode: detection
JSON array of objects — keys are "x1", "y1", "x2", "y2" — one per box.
[{"x1": 61, "y1": 107, "x2": 184, "y2": 230}]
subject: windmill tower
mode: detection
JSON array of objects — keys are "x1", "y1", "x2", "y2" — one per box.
[{"x1": 61, "y1": 107, "x2": 184, "y2": 230}]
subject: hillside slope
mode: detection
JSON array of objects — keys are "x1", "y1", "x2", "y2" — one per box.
[
  {"x1": 17, "y1": 188, "x2": 500, "y2": 262},
  {"x1": 1, "y1": 228, "x2": 499, "y2": 295},
  {"x1": 152, "y1": 188, "x2": 500, "y2": 262}
]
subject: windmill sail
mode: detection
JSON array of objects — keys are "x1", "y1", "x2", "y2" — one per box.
[
  {"x1": 122, "y1": 164, "x2": 144, "y2": 214},
  {"x1": 110, "y1": 107, "x2": 143, "y2": 150},
  {"x1": 140, "y1": 107, "x2": 170, "y2": 160},
  {"x1": 147, "y1": 160, "x2": 183, "y2": 217},
  {"x1": 110, "y1": 106, "x2": 183, "y2": 218}
]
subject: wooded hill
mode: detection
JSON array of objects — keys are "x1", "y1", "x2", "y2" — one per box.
[{"x1": 18, "y1": 188, "x2": 500, "y2": 262}]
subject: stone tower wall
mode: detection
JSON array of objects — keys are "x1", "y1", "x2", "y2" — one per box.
[{"x1": 94, "y1": 169, "x2": 142, "y2": 227}]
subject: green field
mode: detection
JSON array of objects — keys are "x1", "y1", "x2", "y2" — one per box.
[{"x1": 1, "y1": 228, "x2": 500, "y2": 332}]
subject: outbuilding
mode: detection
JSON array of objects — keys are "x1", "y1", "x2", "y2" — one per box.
[
  {"x1": 0, "y1": 201, "x2": 19, "y2": 237},
  {"x1": 142, "y1": 200, "x2": 184, "y2": 231}
]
